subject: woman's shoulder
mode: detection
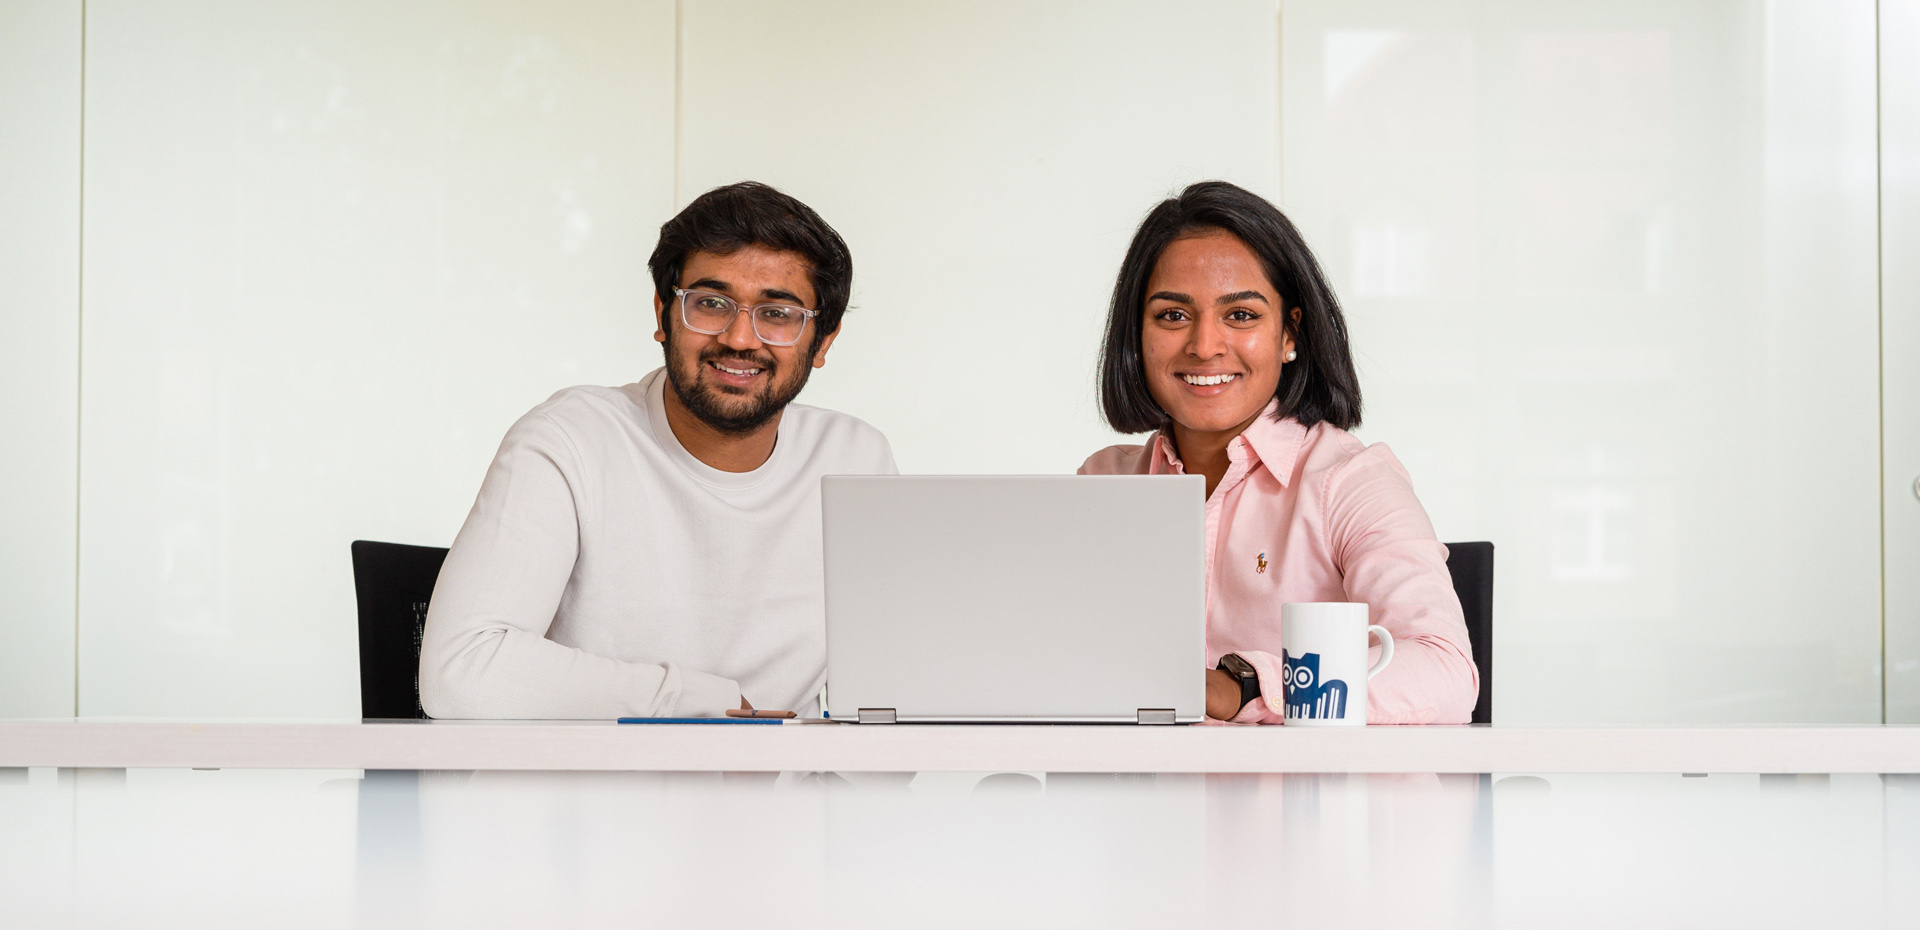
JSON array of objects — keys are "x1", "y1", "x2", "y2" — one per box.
[
  {"x1": 1296, "y1": 421, "x2": 1412, "y2": 487},
  {"x1": 1292, "y1": 421, "x2": 1436, "y2": 543},
  {"x1": 1077, "y1": 441, "x2": 1157, "y2": 475}
]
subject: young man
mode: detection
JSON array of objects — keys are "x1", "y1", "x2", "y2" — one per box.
[{"x1": 419, "y1": 182, "x2": 896, "y2": 718}]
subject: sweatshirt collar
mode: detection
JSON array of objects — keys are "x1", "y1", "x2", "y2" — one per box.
[{"x1": 636, "y1": 367, "x2": 788, "y2": 491}]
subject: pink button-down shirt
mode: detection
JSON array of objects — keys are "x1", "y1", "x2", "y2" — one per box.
[{"x1": 1079, "y1": 405, "x2": 1478, "y2": 724}]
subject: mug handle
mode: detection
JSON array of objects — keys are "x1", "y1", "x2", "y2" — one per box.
[{"x1": 1365, "y1": 625, "x2": 1395, "y2": 680}]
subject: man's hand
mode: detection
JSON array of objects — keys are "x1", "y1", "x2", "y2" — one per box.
[{"x1": 1205, "y1": 667, "x2": 1244, "y2": 721}]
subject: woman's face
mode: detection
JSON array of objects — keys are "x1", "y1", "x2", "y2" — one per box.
[{"x1": 1140, "y1": 230, "x2": 1295, "y2": 437}]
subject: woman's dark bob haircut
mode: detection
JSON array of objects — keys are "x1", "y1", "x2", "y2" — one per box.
[
  {"x1": 648, "y1": 180, "x2": 853, "y2": 353},
  {"x1": 1098, "y1": 180, "x2": 1363, "y2": 435}
]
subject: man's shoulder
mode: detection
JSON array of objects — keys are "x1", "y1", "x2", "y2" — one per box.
[
  {"x1": 779, "y1": 401, "x2": 896, "y2": 470},
  {"x1": 528, "y1": 383, "x2": 640, "y2": 419},
  {"x1": 500, "y1": 383, "x2": 648, "y2": 452}
]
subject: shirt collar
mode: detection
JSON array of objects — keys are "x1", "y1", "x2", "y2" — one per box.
[
  {"x1": 1149, "y1": 400, "x2": 1309, "y2": 487},
  {"x1": 1150, "y1": 432, "x2": 1185, "y2": 474},
  {"x1": 1239, "y1": 400, "x2": 1309, "y2": 487}
]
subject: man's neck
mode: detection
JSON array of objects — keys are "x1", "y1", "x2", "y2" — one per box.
[{"x1": 660, "y1": 385, "x2": 782, "y2": 473}]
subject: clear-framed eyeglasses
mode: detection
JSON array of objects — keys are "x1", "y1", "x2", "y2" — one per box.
[{"x1": 674, "y1": 288, "x2": 818, "y2": 347}]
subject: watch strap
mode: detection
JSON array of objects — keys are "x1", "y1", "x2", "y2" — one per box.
[{"x1": 1216, "y1": 653, "x2": 1262, "y2": 715}]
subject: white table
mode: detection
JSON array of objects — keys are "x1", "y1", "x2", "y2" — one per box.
[
  {"x1": 4, "y1": 719, "x2": 1918, "y2": 772},
  {"x1": 5, "y1": 725, "x2": 1918, "y2": 927}
]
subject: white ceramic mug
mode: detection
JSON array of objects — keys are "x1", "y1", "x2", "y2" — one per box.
[{"x1": 1278, "y1": 602, "x2": 1394, "y2": 726}]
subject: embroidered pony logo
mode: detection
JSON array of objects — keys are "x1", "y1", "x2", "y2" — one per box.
[{"x1": 1256, "y1": 551, "x2": 1268, "y2": 574}]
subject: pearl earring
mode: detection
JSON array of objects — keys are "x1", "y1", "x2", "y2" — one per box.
[{"x1": 1285, "y1": 349, "x2": 1298, "y2": 362}]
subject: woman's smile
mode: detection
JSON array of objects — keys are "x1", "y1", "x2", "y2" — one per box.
[{"x1": 1174, "y1": 369, "x2": 1243, "y2": 396}]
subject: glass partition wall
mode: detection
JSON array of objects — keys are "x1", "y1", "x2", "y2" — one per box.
[
  {"x1": 1281, "y1": 0, "x2": 1885, "y2": 724},
  {"x1": 0, "y1": 0, "x2": 1910, "y2": 724},
  {"x1": 1883, "y1": 0, "x2": 1920, "y2": 724}
]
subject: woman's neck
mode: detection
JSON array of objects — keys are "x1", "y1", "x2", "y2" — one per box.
[{"x1": 1169, "y1": 408, "x2": 1266, "y2": 499}]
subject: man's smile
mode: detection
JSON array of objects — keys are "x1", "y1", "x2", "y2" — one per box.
[{"x1": 706, "y1": 357, "x2": 770, "y2": 388}]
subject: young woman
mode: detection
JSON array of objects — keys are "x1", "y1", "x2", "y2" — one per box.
[{"x1": 1080, "y1": 181, "x2": 1478, "y2": 723}]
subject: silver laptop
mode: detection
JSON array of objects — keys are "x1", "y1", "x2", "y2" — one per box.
[{"x1": 822, "y1": 475, "x2": 1206, "y2": 724}]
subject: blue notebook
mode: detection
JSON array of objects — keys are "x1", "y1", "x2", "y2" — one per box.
[{"x1": 616, "y1": 717, "x2": 784, "y2": 725}]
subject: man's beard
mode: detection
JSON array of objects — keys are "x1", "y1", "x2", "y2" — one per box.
[{"x1": 662, "y1": 327, "x2": 814, "y2": 435}]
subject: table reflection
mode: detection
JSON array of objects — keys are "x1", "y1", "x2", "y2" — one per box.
[{"x1": 1, "y1": 767, "x2": 1915, "y2": 928}]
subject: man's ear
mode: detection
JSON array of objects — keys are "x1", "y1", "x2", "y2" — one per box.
[
  {"x1": 810, "y1": 327, "x2": 840, "y2": 369},
  {"x1": 653, "y1": 293, "x2": 667, "y2": 344}
]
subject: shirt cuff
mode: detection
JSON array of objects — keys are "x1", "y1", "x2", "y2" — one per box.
[
  {"x1": 668, "y1": 665, "x2": 742, "y2": 717},
  {"x1": 1230, "y1": 650, "x2": 1291, "y2": 724}
]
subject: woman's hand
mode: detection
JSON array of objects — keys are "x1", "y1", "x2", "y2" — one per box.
[{"x1": 1205, "y1": 668, "x2": 1244, "y2": 720}]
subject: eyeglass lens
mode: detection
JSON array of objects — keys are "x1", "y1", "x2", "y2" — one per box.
[{"x1": 682, "y1": 291, "x2": 809, "y2": 345}]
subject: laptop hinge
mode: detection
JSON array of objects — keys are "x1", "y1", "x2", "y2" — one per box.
[
  {"x1": 857, "y1": 708, "x2": 898, "y2": 724},
  {"x1": 1136, "y1": 708, "x2": 1177, "y2": 725}
]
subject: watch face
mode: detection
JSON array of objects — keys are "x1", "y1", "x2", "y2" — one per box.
[{"x1": 1221, "y1": 654, "x2": 1255, "y2": 679}]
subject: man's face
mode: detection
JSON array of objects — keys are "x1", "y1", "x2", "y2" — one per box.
[{"x1": 653, "y1": 245, "x2": 837, "y2": 434}]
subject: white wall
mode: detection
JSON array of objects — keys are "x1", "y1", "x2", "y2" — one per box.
[
  {"x1": 680, "y1": 0, "x2": 1281, "y2": 474},
  {"x1": 1282, "y1": 0, "x2": 1883, "y2": 723},
  {"x1": 76, "y1": 0, "x2": 676, "y2": 716},
  {"x1": 0, "y1": 0, "x2": 81, "y2": 718},
  {"x1": 0, "y1": 0, "x2": 1906, "y2": 721}
]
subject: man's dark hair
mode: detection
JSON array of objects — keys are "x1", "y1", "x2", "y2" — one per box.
[
  {"x1": 1098, "y1": 180, "x2": 1364, "y2": 434},
  {"x1": 648, "y1": 181, "x2": 853, "y2": 351}
]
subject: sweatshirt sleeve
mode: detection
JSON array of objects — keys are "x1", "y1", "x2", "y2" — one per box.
[{"x1": 417, "y1": 408, "x2": 741, "y2": 719}]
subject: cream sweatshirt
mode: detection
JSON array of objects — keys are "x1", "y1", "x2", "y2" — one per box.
[{"x1": 418, "y1": 367, "x2": 897, "y2": 719}]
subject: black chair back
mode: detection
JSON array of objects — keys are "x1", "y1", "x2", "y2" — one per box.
[
  {"x1": 349, "y1": 538, "x2": 1493, "y2": 722},
  {"x1": 1442, "y1": 541, "x2": 1494, "y2": 724},
  {"x1": 350, "y1": 540, "x2": 451, "y2": 719}
]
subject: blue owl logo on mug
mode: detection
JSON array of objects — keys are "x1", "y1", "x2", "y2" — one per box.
[{"x1": 1283, "y1": 650, "x2": 1349, "y2": 720}]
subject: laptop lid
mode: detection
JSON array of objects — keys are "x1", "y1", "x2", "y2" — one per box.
[{"x1": 822, "y1": 475, "x2": 1206, "y2": 723}]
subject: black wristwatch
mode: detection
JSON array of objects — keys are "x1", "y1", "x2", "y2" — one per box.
[{"x1": 1216, "y1": 653, "x2": 1261, "y2": 715}]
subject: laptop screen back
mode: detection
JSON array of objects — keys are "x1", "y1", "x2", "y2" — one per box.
[{"x1": 822, "y1": 475, "x2": 1206, "y2": 723}]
